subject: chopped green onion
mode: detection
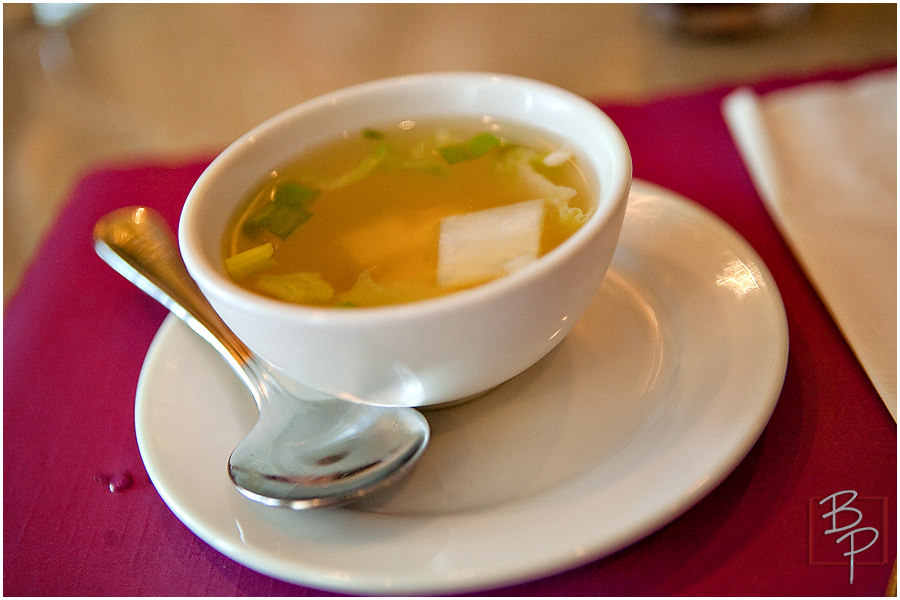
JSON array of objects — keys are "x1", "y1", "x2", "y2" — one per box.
[
  {"x1": 362, "y1": 128, "x2": 385, "y2": 140},
  {"x1": 323, "y1": 144, "x2": 389, "y2": 190},
  {"x1": 439, "y1": 132, "x2": 501, "y2": 164},
  {"x1": 393, "y1": 156, "x2": 448, "y2": 175},
  {"x1": 243, "y1": 181, "x2": 319, "y2": 239},
  {"x1": 225, "y1": 242, "x2": 275, "y2": 279},
  {"x1": 244, "y1": 202, "x2": 312, "y2": 239},
  {"x1": 273, "y1": 181, "x2": 319, "y2": 207}
]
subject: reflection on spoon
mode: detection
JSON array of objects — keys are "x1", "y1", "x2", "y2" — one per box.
[{"x1": 93, "y1": 206, "x2": 430, "y2": 509}]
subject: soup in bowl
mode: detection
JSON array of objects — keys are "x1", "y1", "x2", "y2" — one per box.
[{"x1": 179, "y1": 72, "x2": 632, "y2": 408}]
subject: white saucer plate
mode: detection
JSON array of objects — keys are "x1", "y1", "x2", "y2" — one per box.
[{"x1": 135, "y1": 180, "x2": 788, "y2": 594}]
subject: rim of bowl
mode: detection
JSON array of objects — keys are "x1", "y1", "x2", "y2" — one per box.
[{"x1": 179, "y1": 71, "x2": 632, "y2": 325}]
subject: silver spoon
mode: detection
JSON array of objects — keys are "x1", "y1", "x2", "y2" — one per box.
[{"x1": 93, "y1": 206, "x2": 430, "y2": 509}]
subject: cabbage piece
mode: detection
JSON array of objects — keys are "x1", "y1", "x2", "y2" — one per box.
[
  {"x1": 496, "y1": 146, "x2": 593, "y2": 234},
  {"x1": 542, "y1": 144, "x2": 574, "y2": 167},
  {"x1": 378, "y1": 141, "x2": 448, "y2": 175},
  {"x1": 437, "y1": 199, "x2": 545, "y2": 288},
  {"x1": 334, "y1": 270, "x2": 443, "y2": 307},
  {"x1": 253, "y1": 272, "x2": 334, "y2": 304},
  {"x1": 322, "y1": 140, "x2": 449, "y2": 187}
]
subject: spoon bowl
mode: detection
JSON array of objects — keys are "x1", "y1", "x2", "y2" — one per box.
[{"x1": 93, "y1": 206, "x2": 430, "y2": 509}]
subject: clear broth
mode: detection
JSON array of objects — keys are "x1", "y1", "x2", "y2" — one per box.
[{"x1": 222, "y1": 118, "x2": 594, "y2": 307}]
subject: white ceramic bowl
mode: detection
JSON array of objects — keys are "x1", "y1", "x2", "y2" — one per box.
[{"x1": 179, "y1": 72, "x2": 631, "y2": 407}]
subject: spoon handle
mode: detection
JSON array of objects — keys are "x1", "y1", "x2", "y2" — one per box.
[{"x1": 93, "y1": 207, "x2": 258, "y2": 391}]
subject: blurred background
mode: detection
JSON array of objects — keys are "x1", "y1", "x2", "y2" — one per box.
[{"x1": 3, "y1": 3, "x2": 896, "y2": 303}]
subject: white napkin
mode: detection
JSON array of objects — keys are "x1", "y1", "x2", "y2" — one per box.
[{"x1": 723, "y1": 70, "x2": 897, "y2": 420}]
